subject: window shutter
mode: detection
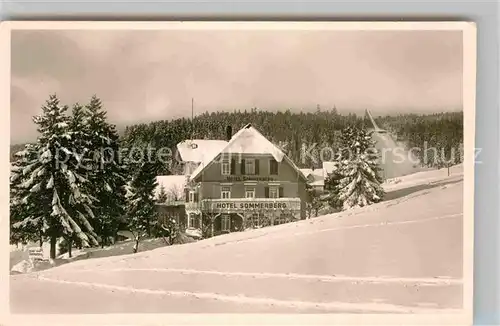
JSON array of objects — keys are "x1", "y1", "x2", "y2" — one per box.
[
  {"x1": 279, "y1": 187, "x2": 284, "y2": 198},
  {"x1": 255, "y1": 159, "x2": 260, "y2": 175},
  {"x1": 194, "y1": 193, "x2": 199, "y2": 202},
  {"x1": 265, "y1": 187, "x2": 270, "y2": 198},
  {"x1": 230, "y1": 159, "x2": 236, "y2": 175},
  {"x1": 270, "y1": 159, "x2": 278, "y2": 175},
  {"x1": 241, "y1": 159, "x2": 246, "y2": 175}
]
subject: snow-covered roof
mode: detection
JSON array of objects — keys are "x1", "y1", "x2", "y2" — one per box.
[
  {"x1": 190, "y1": 124, "x2": 307, "y2": 182},
  {"x1": 155, "y1": 175, "x2": 188, "y2": 200},
  {"x1": 300, "y1": 168, "x2": 312, "y2": 178},
  {"x1": 176, "y1": 139, "x2": 228, "y2": 163},
  {"x1": 300, "y1": 168, "x2": 324, "y2": 179},
  {"x1": 322, "y1": 161, "x2": 338, "y2": 177},
  {"x1": 310, "y1": 179, "x2": 325, "y2": 187},
  {"x1": 219, "y1": 124, "x2": 285, "y2": 161}
]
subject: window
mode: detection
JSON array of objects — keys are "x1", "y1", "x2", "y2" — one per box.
[
  {"x1": 221, "y1": 160, "x2": 230, "y2": 175},
  {"x1": 188, "y1": 191, "x2": 195, "y2": 202},
  {"x1": 245, "y1": 187, "x2": 255, "y2": 198},
  {"x1": 245, "y1": 159, "x2": 255, "y2": 175},
  {"x1": 221, "y1": 214, "x2": 231, "y2": 231},
  {"x1": 265, "y1": 185, "x2": 283, "y2": 198},
  {"x1": 269, "y1": 186, "x2": 279, "y2": 199},
  {"x1": 221, "y1": 186, "x2": 231, "y2": 199},
  {"x1": 270, "y1": 159, "x2": 279, "y2": 175}
]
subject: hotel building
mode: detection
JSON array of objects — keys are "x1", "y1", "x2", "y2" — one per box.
[{"x1": 156, "y1": 123, "x2": 309, "y2": 238}]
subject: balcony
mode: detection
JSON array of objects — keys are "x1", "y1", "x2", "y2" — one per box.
[{"x1": 185, "y1": 201, "x2": 202, "y2": 214}]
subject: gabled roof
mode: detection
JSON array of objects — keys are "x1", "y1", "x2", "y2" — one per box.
[
  {"x1": 219, "y1": 124, "x2": 285, "y2": 161},
  {"x1": 190, "y1": 124, "x2": 307, "y2": 182},
  {"x1": 176, "y1": 139, "x2": 228, "y2": 163}
]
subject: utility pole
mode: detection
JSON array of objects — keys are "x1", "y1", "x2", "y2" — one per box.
[{"x1": 191, "y1": 97, "x2": 194, "y2": 142}]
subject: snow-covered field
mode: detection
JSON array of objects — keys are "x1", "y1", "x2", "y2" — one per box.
[
  {"x1": 10, "y1": 167, "x2": 464, "y2": 314},
  {"x1": 10, "y1": 237, "x2": 170, "y2": 274}
]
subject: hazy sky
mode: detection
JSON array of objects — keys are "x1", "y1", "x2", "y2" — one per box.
[{"x1": 11, "y1": 29, "x2": 463, "y2": 143}]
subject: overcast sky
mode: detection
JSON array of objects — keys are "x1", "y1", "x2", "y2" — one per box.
[{"x1": 11, "y1": 29, "x2": 463, "y2": 143}]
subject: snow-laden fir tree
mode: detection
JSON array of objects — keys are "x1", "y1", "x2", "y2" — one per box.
[
  {"x1": 83, "y1": 95, "x2": 128, "y2": 247},
  {"x1": 125, "y1": 152, "x2": 160, "y2": 253},
  {"x1": 60, "y1": 103, "x2": 95, "y2": 256},
  {"x1": 11, "y1": 95, "x2": 99, "y2": 259},
  {"x1": 323, "y1": 161, "x2": 343, "y2": 210},
  {"x1": 10, "y1": 143, "x2": 47, "y2": 247},
  {"x1": 334, "y1": 127, "x2": 385, "y2": 210}
]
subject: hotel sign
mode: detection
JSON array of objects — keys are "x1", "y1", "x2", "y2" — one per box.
[
  {"x1": 206, "y1": 199, "x2": 301, "y2": 211},
  {"x1": 216, "y1": 202, "x2": 287, "y2": 209},
  {"x1": 225, "y1": 176, "x2": 276, "y2": 182}
]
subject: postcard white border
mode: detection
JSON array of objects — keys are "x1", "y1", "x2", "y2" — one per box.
[{"x1": 0, "y1": 20, "x2": 476, "y2": 326}]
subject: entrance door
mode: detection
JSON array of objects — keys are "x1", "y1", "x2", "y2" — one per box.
[{"x1": 221, "y1": 214, "x2": 231, "y2": 233}]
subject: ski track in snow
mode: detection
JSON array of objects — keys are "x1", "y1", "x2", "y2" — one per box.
[
  {"x1": 67, "y1": 267, "x2": 463, "y2": 286},
  {"x1": 36, "y1": 275, "x2": 461, "y2": 314}
]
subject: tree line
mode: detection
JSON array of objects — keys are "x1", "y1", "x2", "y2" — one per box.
[{"x1": 123, "y1": 108, "x2": 463, "y2": 172}]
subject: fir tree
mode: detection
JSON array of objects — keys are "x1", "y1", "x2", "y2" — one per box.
[
  {"x1": 83, "y1": 95, "x2": 128, "y2": 247},
  {"x1": 157, "y1": 185, "x2": 168, "y2": 203},
  {"x1": 12, "y1": 95, "x2": 99, "y2": 259},
  {"x1": 334, "y1": 127, "x2": 385, "y2": 210},
  {"x1": 64, "y1": 103, "x2": 93, "y2": 256},
  {"x1": 10, "y1": 144, "x2": 46, "y2": 247},
  {"x1": 323, "y1": 162, "x2": 343, "y2": 210},
  {"x1": 126, "y1": 153, "x2": 160, "y2": 253}
]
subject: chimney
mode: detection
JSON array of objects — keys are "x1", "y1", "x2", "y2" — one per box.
[{"x1": 225, "y1": 125, "x2": 232, "y2": 141}]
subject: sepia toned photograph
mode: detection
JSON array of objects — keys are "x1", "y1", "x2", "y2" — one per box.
[{"x1": 3, "y1": 21, "x2": 475, "y2": 323}]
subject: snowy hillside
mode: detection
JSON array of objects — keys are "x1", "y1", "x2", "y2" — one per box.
[
  {"x1": 383, "y1": 164, "x2": 463, "y2": 192},
  {"x1": 11, "y1": 170, "x2": 464, "y2": 314}
]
